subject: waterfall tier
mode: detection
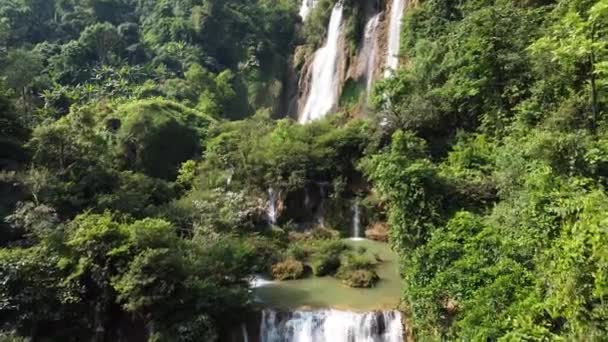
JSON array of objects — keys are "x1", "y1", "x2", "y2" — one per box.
[
  {"x1": 385, "y1": 0, "x2": 407, "y2": 75},
  {"x1": 267, "y1": 188, "x2": 278, "y2": 225},
  {"x1": 299, "y1": 0, "x2": 318, "y2": 20},
  {"x1": 299, "y1": 3, "x2": 344, "y2": 123},
  {"x1": 260, "y1": 309, "x2": 404, "y2": 342},
  {"x1": 362, "y1": 13, "x2": 382, "y2": 98}
]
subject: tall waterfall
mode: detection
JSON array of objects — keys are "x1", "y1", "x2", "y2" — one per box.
[
  {"x1": 359, "y1": 13, "x2": 382, "y2": 98},
  {"x1": 299, "y1": 0, "x2": 318, "y2": 20},
  {"x1": 267, "y1": 188, "x2": 278, "y2": 225},
  {"x1": 299, "y1": 3, "x2": 344, "y2": 123},
  {"x1": 385, "y1": 0, "x2": 407, "y2": 75},
  {"x1": 260, "y1": 309, "x2": 404, "y2": 342}
]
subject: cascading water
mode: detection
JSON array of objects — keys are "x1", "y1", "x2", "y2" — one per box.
[
  {"x1": 385, "y1": 0, "x2": 407, "y2": 76},
  {"x1": 267, "y1": 188, "x2": 278, "y2": 225},
  {"x1": 351, "y1": 202, "x2": 363, "y2": 240},
  {"x1": 299, "y1": 3, "x2": 344, "y2": 123},
  {"x1": 260, "y1": 309, "x2": 404, "y2": 342},
  {"x1": 241, "y1": 324, "x2": 249, "y2": 342},
  {"x1": 359, "y1": 13, "x2": 382, "y2": 99},
  {"x1": 299, "y1": 0, "x2": 318, "y2": 20},
  {"x1": 315, "y1": 183, "x2": 329, "y2": 227}
]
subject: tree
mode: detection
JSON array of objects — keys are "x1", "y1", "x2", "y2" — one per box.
[
  {"x1": 531, "y1": 0, "x2": 608, "y2": 130},
  {"x1": 3, "y1": 48, "x2": 43, "y2": 118}
]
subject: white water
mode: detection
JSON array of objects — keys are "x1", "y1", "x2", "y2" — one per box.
[
  {"x1": 385, "y1": 0, "x2": 407, "y2": 76},
  {"x1": 267, "y1": 188, "x2": 278, "y2": 225},
  {"x1": 299, "y1": 0, "x2": 318, "y2": 20},
  {"x1": 249, "y1": 275, "x2": 276, "y2": 288},
  {"x1": 241, "y1": 324, "x2": 249, "y2": 342},
  {"x1": 359, "y1": 13, "x2": 382, "y2": 98},
  {"x1": 351, "y1": 202, "x2": 364, "y2": 240},
  {"x1": 299, "y1": 3, "x2": 344, "y2": 123},
  {"x1": 260, "y1": 309, "x2": 404, "y2": 342}
]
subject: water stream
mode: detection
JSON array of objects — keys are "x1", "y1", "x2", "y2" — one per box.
[
  {"x1": 385, "y1": 0, "x2": 407, "y2": 76},
  {"x1": 299, "y1": 3, "x2": 344, "y2": 123}
]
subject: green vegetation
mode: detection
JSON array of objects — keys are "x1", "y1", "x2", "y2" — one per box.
[
  {"x1": 336, "y1": 251, "x2": 379, "y2": 288},
  {"x1": 365, "y1": 0, "x2": 608, "y2": 339},
  {"x1": 1, "y1": 0, "x2": 608, "y2": 340}
]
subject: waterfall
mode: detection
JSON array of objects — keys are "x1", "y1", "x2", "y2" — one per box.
[
  {"x1": 360, "y1": 13, "x2": 382, "y2": 99},
  {"x1": 299, "y1": 3, "x2": 344, "y2": 123},
  {"x1": 241, "y1": 324, "x2": 249, "y2": 342},
  {"x1": 267, "y1": 188, "x2": 278, "y2": 225},
  {"x1": 351, "y1": 202, "x2": 364, "y2": 240},
  {"x1": 260, "y1": 309, "x2": 404, "y2": 342},
  {"x1": 316, "y1": 183, "x2": 329, "y2": 227},
  {"x1": 385, "y1": 0, "x2": 407, "y2": 76},
  {"x1": 299, "y1": 0, "x2": 318, "y2": 20}
]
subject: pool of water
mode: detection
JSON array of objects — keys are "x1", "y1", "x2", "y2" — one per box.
[{"x1": 253, "y1": 239, "x2": 402, "y2": 311}]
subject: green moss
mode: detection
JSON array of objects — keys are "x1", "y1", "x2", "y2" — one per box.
[{"x1": 339, "y1": 79, "x2": 365, "y2": 109}]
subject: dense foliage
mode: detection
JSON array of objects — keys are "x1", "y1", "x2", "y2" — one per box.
[
  {"x1": 0, "y1": 0, "x2": 303, "y2": 340},
  {"x1": 367, "y1": 0, "x2": 608, "y2": 339},
  {"x1": 1, "y1": 0, "x2": 608, "y2": 340}
]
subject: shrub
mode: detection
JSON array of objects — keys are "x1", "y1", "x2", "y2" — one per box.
[
  {"x1": 342, "y1": 253, "x2": 375, "y2": 271},
  {"x1": 271, "y1": 259, "x2": 305, "y2": 281},
  {"x1": 317, "y1": 240, "x2": 349, "y2": 255},
  {"x1": 311, "y1": 254, "x2": 341, "y2": 276},
  {"x1": 340, "y1": 270, "x2": 379, "y2": 288},
  {"x1": 336, "y1": 253, "x2": 378, "y2": 288},
  {"x1": 310, "y1": 227, "x2": 340, "y2": 239},
  {"x1": 286, "y1": 244, "x2": 307, "y2": 261}
]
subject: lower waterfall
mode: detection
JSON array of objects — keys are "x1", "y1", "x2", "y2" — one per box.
[{"x1": 260, "y1": 309, "x2": 404, "y2": 342}]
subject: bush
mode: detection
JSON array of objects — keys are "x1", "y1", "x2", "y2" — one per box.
[
  {"x1": 317, "y1": 240, "x2": 349, "y2": 256},
  {"x1": 311, "y1": 254, "x2": 341, "y2": 276},
  {"x1": 310, "y1": 227, "x2": 340, "y2": 239},
  {"x1": 336, "y1": 253, "x2": 378, "y2": 288},
  {"x1": 271, "y1": 259, "x2": 305, "y2": 281},
  {"x1": 0, "y1": 332, "x2": 28, "y2": 342},
  {"x1": 339, "y1": 269, "x2": 379, "y2": 288},
  {"x1": 286, "y1": 244, "x2": 307, "y2": 261},
  {"x1": 343, "y1": 253, "x2": 375, "y2": 271}
]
